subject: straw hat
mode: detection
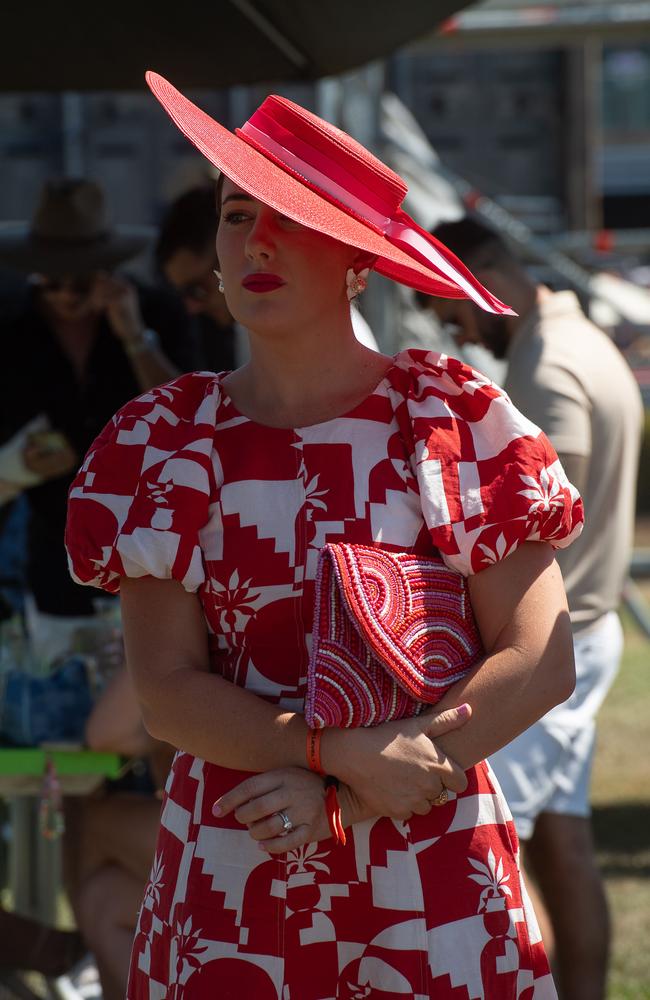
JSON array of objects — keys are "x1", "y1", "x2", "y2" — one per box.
[{"x1": 145, "y1": 71, "x2": 513, "y2": 315}]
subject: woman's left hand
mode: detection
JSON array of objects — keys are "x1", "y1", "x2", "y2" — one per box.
[{"x1": 213, "y1": 767, "x2": 331, "y2": 854}]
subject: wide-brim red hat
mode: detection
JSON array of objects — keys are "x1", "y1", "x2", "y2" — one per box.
[{"x1": 146, "y1": 71, "x2": 513, "y2": 315}]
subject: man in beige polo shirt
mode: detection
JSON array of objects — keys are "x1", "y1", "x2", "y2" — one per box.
[{"x1": 426, "y1": 217, "x2": 643, "y2": 1000}]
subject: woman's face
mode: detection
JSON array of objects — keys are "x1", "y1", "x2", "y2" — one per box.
[
  {"x1": 35, "y1": 273, "x2": 98, "y2": 323},
  {"x1": 216, "y1": 178, "x2": 360, "y2": 335}
]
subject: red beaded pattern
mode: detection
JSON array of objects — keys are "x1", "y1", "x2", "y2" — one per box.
[{"x1": 306, "y1": 543, "x2": 483, "y2": 728}]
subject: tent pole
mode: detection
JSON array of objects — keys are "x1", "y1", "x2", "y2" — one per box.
[
  {"x1": 61, "y1": 93, "x2": 85, "y2": 178},
  {"x1": 226, "y1": 0, "x2": 309, "y2": 71}
]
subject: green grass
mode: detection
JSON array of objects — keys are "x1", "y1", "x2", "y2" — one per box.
[{"x1": 592, "y1": 600, "x2": 650, "y2": 999}]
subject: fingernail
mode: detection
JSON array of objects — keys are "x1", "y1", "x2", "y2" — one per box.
[
  {"x1": 212, "y1": 801, "x2": 222, "y2": 816},
  {"x1": 457, "y1": 703, "x2": 471, "y2": 718}
]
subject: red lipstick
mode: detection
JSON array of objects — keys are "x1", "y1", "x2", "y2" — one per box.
[{"x1": 242, "y1": 273, "x2": 285, "y2": 293}]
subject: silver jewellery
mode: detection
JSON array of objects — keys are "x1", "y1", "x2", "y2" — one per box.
[
  {"x1": 213, "y1": 269, "x2": 225, "y2": 293},
  {"x1": 345, "y1": 267, "x2": 369, "y2": 302},
  {"x1": 277, "y1": 810, "x2": 293, "y2": 835},
  {"x1": 123, "y1": 327, "x2": 161, "y2": 358}
]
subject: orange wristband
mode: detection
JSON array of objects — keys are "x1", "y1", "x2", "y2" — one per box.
[{"x1": 306, "y1": 727, "x2": 324, "y2": 775}]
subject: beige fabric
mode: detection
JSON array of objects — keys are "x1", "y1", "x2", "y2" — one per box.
[{"x1": 505, "y1": 291, "x2": 643, "y2": 627}]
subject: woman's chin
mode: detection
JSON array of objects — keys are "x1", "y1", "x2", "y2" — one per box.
[{"x1": 230, "y1": 300, "x2": 301, "y2": 338}]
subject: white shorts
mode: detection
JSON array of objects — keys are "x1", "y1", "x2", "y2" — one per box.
[{"x1": 488, "y1": 611, "x2": 623, "y2": 840}]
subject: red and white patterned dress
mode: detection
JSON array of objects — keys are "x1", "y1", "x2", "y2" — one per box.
[{"x1": 66, "y1": 349, "x2": 583, "y2": 1000}]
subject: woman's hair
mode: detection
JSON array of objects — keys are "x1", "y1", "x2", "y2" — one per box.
[
  {"x1": 215, "y1": 173, "x2": 225, "y2": 217},
  {"x1": 155, "y1": 185, "x2": 220, "y2": 272}
]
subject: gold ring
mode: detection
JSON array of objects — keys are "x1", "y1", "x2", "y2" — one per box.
[{"x1": 431, "y1": 788, "x2": 449, "y2": 807}]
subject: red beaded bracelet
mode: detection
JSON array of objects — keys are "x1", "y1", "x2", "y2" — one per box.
[{"x1": 306, "y1": 728, "x2": 346, "y2": 846}]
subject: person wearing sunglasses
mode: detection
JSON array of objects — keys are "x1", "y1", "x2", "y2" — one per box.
[
  {"x1": 156, "y1": 185, "x2": 238, "y2": 373},
  {"x1": 0, "y1": 179, "x2": 192, "y2": 660}
]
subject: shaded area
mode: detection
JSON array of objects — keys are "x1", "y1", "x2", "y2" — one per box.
[
  {"x1": 1, "y1": 1, "x2": 473, "y2": 91},
  {"x1": 593, "y1": 802, "x2": 650, "y2": 877}
]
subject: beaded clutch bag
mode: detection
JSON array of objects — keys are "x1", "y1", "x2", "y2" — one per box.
[{"x1": 306, "y1": 543, "x2": 483, "y2": 729}]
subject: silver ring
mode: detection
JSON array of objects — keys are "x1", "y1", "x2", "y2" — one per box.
[{"x1": 277, "y1": 810, "x2": 293, "y2": 835}]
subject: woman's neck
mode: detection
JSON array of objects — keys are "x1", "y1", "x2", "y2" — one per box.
[{"x1": 223, "y1": 317, "x2": 391, "y2": 429}]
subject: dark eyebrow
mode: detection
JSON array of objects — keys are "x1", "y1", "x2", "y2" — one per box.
[{"x1": 222, "y1": 192, "x2": 255, "y2": 206}]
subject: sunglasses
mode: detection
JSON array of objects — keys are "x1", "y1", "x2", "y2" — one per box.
[
  {"x1": 38, "y1": 275, "x2": 96, "y2": 296},
  {"x1": 171, "y1": 266, "x2": 219, "y2": 304},
  {"x1": 181, "y1": 282, "x2": 213, "y2": 303}
]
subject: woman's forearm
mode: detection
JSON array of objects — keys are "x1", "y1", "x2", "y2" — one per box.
[
  {"x1": 121, "y1": 576, "x2": 308, "y2": 773},
  {"x1": 432, "y1": 616, "x2": 574, "y2": 770},
  {"x1": 430, "y1": 544, "x2": 575, "y2": 771},
  {"x1": 140, "y1": 666, "x2": 309, "y2": 773}
]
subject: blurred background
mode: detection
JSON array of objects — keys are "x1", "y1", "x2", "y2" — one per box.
[
  {"x1": 3, "y1": 1, "x2": 650, "y2": 397},
  {"x1": 0, "y1": 2, "x2": 648, "y2": 998}
]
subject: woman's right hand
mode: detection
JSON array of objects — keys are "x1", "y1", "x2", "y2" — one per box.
[{"x1": 322, "y1": 704, "x2": 471, "y2": 821}]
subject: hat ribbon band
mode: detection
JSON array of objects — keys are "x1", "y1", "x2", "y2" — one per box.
[
  {"x1": 240, "y1": 122, "x2": 507, "y2": 315},
  {"x1": 240, "y1": 121, "x2": 393, "y2": 232}
]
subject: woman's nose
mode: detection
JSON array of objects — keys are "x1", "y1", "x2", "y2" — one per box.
[{"x1": 245, "y1": 211, "x2": 276, "y2": 260}]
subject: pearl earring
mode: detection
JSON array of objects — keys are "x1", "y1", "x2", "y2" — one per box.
[
  {"x1": 213, "y1": 269, "x2": 225, "y2": 294},
  {"x1": 346, "y1": 267, "x2": 369, "y2": 301}
]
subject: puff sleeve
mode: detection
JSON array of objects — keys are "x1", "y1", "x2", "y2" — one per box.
[
  {"x1": 393, "y1": 350, "x2": 584, "y2": 576},
  {"x1": 65, "y1": 373, "x2": 221, "y2": 594}
]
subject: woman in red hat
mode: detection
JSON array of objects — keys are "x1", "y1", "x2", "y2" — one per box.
[{"x1": 65, "y1": 75, "x2": 583, "y2": 1000}]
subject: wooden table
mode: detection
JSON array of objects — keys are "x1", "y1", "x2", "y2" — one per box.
[{"x1": 0, "y1": 747, "x2": 122, "y2": 797}]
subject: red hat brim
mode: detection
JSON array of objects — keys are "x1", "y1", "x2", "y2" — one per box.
[{"x1": 146, "y1": 72, "x2": 512, "y2": 309}]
